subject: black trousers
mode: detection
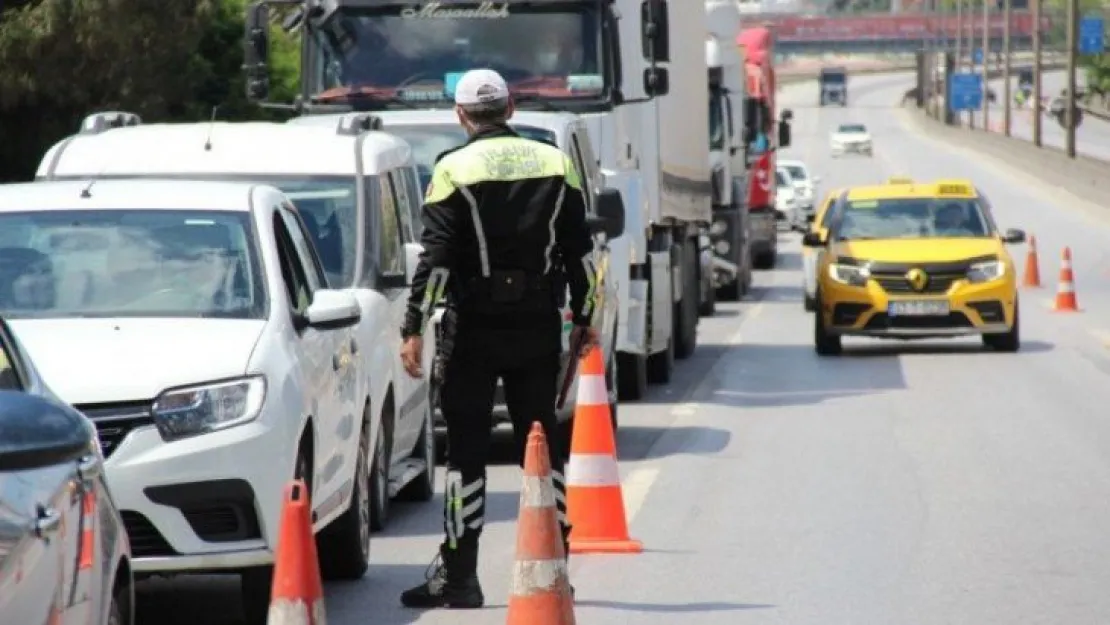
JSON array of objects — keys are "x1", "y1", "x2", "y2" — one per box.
[{"x1": 435, "y1": 310, "x2": 569, "y2": 571}]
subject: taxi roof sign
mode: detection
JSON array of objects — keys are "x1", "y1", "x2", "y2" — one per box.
[{"x1": 933, "y1": 179, "x2": 975, "y2": 196}]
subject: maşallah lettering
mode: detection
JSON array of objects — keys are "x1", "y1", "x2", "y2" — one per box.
[{"x1": 400, "y1": 2, "x2": 511, "y2": 19}]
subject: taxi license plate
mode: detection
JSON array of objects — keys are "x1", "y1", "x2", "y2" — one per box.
[{"x1": 888, "y1": 300, "x2": 950, "y2": 317}]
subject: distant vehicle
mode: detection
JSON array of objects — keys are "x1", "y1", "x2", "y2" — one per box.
[
  {"x1": 778, "y1": 159, "x2": 820, "y2": 229},
  {"x1": 0, "y1": 179, "x2": 365, "y2": 624},
  {"x1": 802, "y1": 179, "x2": 1025, "y2": 355},
  {"x1": 818, "y1": 67, "x2": 848, "y2": 106},
  {"x1": 0, "y1": 386, "x2": 133, "y2": 625},
  {"x1": 774, "y1": 167, "x2": 800, "y2": 228},
  {"x1": 830, "y1": 123, "x2": 872, "y2": 157}
]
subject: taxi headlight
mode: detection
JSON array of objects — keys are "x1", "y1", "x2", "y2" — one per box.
[
  {"x1": 152, "y1": 376, "x2": 267, "y2": 442},
  {"x1": 967, "y1": 259, "x2": 1005, "y2": 283},
  {"x1": 828, "y1": 263, "x2": 870, "y2": 287},
  {"x1": 709, "y1": 220, "x2": 728, "y2": 236}
]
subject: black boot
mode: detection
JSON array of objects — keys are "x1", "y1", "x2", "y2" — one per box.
[
  {"x1": 563, "y1": 529, "x2": 575, "y2": 600},
  {"x1": 400, "y1": 542, "x2": 484, "y2": 609}
]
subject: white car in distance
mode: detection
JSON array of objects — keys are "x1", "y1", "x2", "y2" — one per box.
[
  {"x1": 0, "y1": 179, "x2": 365, "y2": 623},
  {"x1": 777, "y1": 159, "x2": 820, "y2": 229},
  {"x1": 774, "y1": 167, "x2": 799, "y2": 229},
  {"x1": 830, "y1": 123, "x2": 873, "y2": 157},
  {"x1": 36, "y1": 111, "x2": 439, "y2": 540}
]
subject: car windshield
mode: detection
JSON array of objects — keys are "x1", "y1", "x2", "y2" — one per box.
[
  {"x1": 387, "y1": 124, "x2": 559, "y2": 191},
  {"x1": 307, "y1": 6, "x2": 604, "y2": 106},
  {"x1": 835, "y1": 198, "x2": 992, "y2": 240},
  {"x1": 783, "y1": 165, "x2": 807, "y2": 181},
  {"x1": 0, "y1": 210, "x2": 266, "y2": 320},
  {"x1": 839, "y1": 124, "x2": 866, "y2": 133}
]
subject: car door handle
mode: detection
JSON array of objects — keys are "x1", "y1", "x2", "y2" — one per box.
[{"x1": 33, "y1": 505, "x2": 62, "y2": 539}]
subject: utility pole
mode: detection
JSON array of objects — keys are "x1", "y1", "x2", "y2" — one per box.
[
  {"x1": 1003, "y1": 0, "x2": 1011, "y2": 136},
  {"x1": 1032, "y1": 0, "x2": 1043, "y2": 146},
  {"x1": 982, "y1": 0, "x2": 990, "y2": 131},
  {"x1": 967, "y1": 0, "x2": 976, "y2": 128},
  {"x1": 1064, "y1": 0, "x2": 1078, "y2": 157}
]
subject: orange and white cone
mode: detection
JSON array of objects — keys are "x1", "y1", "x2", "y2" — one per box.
[
  {"x1": 1022, "y1": 235, "x2": 1041, "y2": 288},
  {"x1": 1053, "y1": 247, "x2": 1079, "y2": 312},
  {"x1": 267, "y1": 480, "x2": 326, "y2": 625},
  {"x1": 565, "y1": 348, "x2": 642, "y2": 555},
  {"x1": 506, "y1": 422, "x2": 576, "y2": 625}
]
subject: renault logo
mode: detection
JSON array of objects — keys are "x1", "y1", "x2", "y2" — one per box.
[{"x1": 906, "y1": 268, "x2": 928, "y2": 292}]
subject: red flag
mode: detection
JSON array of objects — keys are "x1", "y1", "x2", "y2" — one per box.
[{"x1": 747, "y1": 152, "x2": 773, "y2": 209}]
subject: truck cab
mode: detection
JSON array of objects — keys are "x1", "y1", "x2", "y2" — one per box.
[{"x1": 819, "y1": 67, "x2": 848, "y2": 107}]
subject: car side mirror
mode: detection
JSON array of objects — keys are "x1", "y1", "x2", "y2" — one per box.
[
  {"x1": 0, "y1": 391, "x2": 93, "y2": 471},
  {"x1": 304, "y1": 289, "x2": 361, "y2": 330},
  {"x1": 244, "y1": 2, "x2": 272, "y2": 101},
  {"x1": 801, "y1": 232, "x2": 826, "y2": 247},
  {"x1": 643, "y1": 67, "x2": 669, "y2": 97},
  {"x1": 589, "y1": 188, "x2": 626, "y2": 239},
  {"x1": 1001, "y1": 228, "x2": 1026, "y2": 244},
  {"x1": 778, "y1": 120, "x2": 792, "y2": 148}
]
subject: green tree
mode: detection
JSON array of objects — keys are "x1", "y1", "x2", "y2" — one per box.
[{"x1": 0, "y1": 0, "x2": 300, "y2": 182}]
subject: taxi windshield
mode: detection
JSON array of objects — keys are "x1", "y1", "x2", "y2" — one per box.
[{"x1": 835, "y1": 198, "x2": 991, "y2": 241}]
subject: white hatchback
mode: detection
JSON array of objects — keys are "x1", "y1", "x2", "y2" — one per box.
[{"x1": 0, "y1": 179, "x2": 365, "y2": 622}]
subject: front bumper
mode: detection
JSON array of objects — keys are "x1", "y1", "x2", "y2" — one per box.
[
  {"x1": 818, "y1": 276, "x2": 1016, "y2": 339},
  {"x1": 88, "y1": 401, "x2": 293, "y2": 574}
]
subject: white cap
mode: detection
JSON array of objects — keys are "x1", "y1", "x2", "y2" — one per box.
[{"x1": 453, "y1": 69, "x2": 510, "y2": 107}]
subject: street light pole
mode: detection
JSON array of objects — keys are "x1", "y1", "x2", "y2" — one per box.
[
  {"x1": 1032, "y1": 0, "x2": 1043, "y2": 146},
  {"x1": 982, "y1": 0, "x2": 990, "y2": 131},
  {"x1": 1003, "y1": 0, "x2": 1011, "y2": 136},
  {"x1": 1064, "y1": 0, "x2": 1078, "y2": 157},
  {"x1": 967, "y1": 0, "x2": 976, "y2": 128}
]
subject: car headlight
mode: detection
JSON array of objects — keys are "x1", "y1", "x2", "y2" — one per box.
[
  {"x1": 828, "y1": 262, "x2": 870, "y2": 286},
  {"x1": 967, "y1": 259, "x2": 1005, "y2": 283},
  {"x1": 709, "y1": 220, "x2": 728, "y2": 236},
  {"x1": 715, "y1": 240, "x2": 730, "y2": 255},
  {"x1": 152, "y1": 376, "x2": 267, "y2": 441}
]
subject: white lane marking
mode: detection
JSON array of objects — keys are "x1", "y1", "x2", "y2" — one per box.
[
  {"x1": 669, "y1": 402, "x2": 699, "y2": 417},
  {"x1": 622, "y1": 467, "x2": 661, "y2": 523},
  {"x1": 1089, "y1": 329, "x2": 1110, "y2": 349}
]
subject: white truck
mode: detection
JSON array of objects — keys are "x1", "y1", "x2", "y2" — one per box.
[
  {"x1": 35, "y1": 113, "x2": 440, "y2": 543},
  {"x1": 288, "y1": 109, "x2": 624, "y2": 435},
  {"x1": 242, "y1": 0, "x2": 711, "y2": 399},
  {"x1": 704, "y1": 0, "x2": 753, "y2": 302}
]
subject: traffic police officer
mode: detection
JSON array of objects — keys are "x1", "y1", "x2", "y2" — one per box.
[{"x1": 398, "y1": 68, "x2": 599, "y2": 609}]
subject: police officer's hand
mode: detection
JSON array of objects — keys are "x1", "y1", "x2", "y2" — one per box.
[
  {"x1": 401, "y1": 336, "x2": 424, "y2": 378},
  {"x1": 571, "y1": 325, "x2": 601, "y2": 354}
]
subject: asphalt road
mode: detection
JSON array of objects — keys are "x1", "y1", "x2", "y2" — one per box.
[
  {"x1": 134, "y1": 74, "x2": 1110, "y2": 624},
  {"x1": 968, "y1": 69, "x2": 1110, "y2": 162}
]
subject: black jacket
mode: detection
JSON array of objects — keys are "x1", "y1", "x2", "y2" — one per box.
[{"x1": 402, "y1": 125, "x2": 595, "y2": 338}]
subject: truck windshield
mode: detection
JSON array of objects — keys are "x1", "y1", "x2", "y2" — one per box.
[
  {"x1": 387, "y1": 124, "x2": 559, "y2": 191},
  {"x1": 821, "y1": 73, "x2": 846, "y2": 85},
  {"x1": 0, "y1": 210, "x2": 266, "y2": 320},
  {"x1": 308, "y1": 4, "x2": 605, "y2": 106}
]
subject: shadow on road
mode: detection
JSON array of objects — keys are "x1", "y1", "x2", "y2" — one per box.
[
  {"x1": 615, "y1": 425, "x2": 731, "y2": 461},
  {"x1": 577, "y1": 599, "x2": 775, "y2": 612},
  {"x1": 775, "y1": 250, "x2": 804, "y2": 272},
  {"x1": 325, "y1": 564, "x2": 469, "y2": 625}
]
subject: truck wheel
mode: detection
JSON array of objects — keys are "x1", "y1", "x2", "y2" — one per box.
[
  {"x1": 698, "y1": 270, "x2": 716, "y2": 316},
  {"x1": 753, "y1": 248, "x2": 776, "y2": 270},
  {"x1": 616, "y1": 352, "x2": 648, "y2": 400},
  {"x1": 647, "y1": 336, "x2": 674, "y2": 384},
  {"x1": 717, "y1": 280, "x2": 741, "y2": 302},
  {"x1": 674, "y1": 242, "x2": 698, "y2": 359}
]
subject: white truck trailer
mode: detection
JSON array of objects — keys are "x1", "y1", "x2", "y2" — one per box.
[{"x1": 241, "y1": 0, "x2": 710, "y2": 399}]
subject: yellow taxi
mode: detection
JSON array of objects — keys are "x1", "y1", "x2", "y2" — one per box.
[
  {"x1": 802, "y1": 187, "x2": 845, "y2": 311},
  {"x1": 801, "y1": 179, "x2": 1025, "y2": 355}
]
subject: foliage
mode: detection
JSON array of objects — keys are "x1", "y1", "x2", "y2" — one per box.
[{"x1": 0, "y1": 0, "x2": 301, "y2": 182}]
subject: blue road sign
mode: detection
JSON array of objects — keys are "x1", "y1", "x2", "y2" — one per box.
[
  {"x1": 949, "y1": 72, "x2": 984, "y2": 112},
  {"x1": 972, "y1": 47, "x2": 984, "y2": 65},
  {"x1": 1079, "y1": 16, "x2": 1105, "y2": 55}
]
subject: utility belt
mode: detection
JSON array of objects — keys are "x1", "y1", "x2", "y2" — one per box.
[{"x1": 456, "y1": 269, "x2": 563, "y2": 317}]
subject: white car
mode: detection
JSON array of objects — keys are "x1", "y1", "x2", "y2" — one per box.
[
  {"x1": 777, "y1": 159, "x2": 820, "y2": 229},
  {"x1": 0, "y1": 178, "x2": 366, "y2": 623},
  {"x1": 774, "y1": 168, "x2": 799, "y2": 228},
  {"x1": 830, "y1": 123, "x2": 872, "y2": 157},
  {"x1": 36, "y1": 112, "x2": 438, "y2": 537},
  {"x1": 290, "y1": 109, "x2": 624, "y2": 436}
]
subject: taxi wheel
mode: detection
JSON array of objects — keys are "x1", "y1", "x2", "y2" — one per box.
[
  {"x1": 983, "y1": 305, "x2": 1021, "y2": 352},
  {"x1": 813, "y1": 297, "x2": 842, "y2": 356},
  {"x1": 804, "y1": 294, "x2": 817, "y2": 312}
]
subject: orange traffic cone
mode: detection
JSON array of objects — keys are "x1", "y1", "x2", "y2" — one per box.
[
  {"x1": 565, "y1": 348, "x2": 642, "y2": 555},
  {"x1": 44, "y1": 601, "x2": 61, "y2": 625},
  {"x1": 1054, "y1": 247, "x2": 1080, "y2": 312},
  {"x1": 1022, "y1": 235, "x2": 1041, "y2": 288},
  {"x1": 506, "y1": 422, "x2": 576, "y2": 625},
  {"x1": 78, "y1": 490, "x2": 95, "y2": 571},
  {"x1": 267, "y1": 480, "x2": 326, "y2": 625}
]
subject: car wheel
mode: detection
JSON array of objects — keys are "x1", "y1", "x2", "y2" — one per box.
[
  {"x1": 616, "y1": 351, "x2": 648, "y2": 400},
  {"x1": 813, "y1": 295, "x2": 843, "y2": 356},
  {"x1": 398, "y1": 400, "x2": 436, "y2": 502},
  {"x1": 369, "y1": 413, "x2": 391, "y2": 532},
  {"x1": 108, "y1": 577, "x2": 131, "y2": 625},
  {"x1": 318, "y1": 413, "x2": 372, "y2": 580},
  {"x1": 240, "y1": 567, "x2": 272, "y2": 625},
  {"x1": 647, "y1": 336, "x2": 674, "y2": 384},
  {"x1": 983, "y1": 303, "x2": 1021, "y2": 352}
]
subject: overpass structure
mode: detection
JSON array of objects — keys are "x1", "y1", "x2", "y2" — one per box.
[{"x1": 751, "y1": 12, "x2": 1050, "y2": 54}]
